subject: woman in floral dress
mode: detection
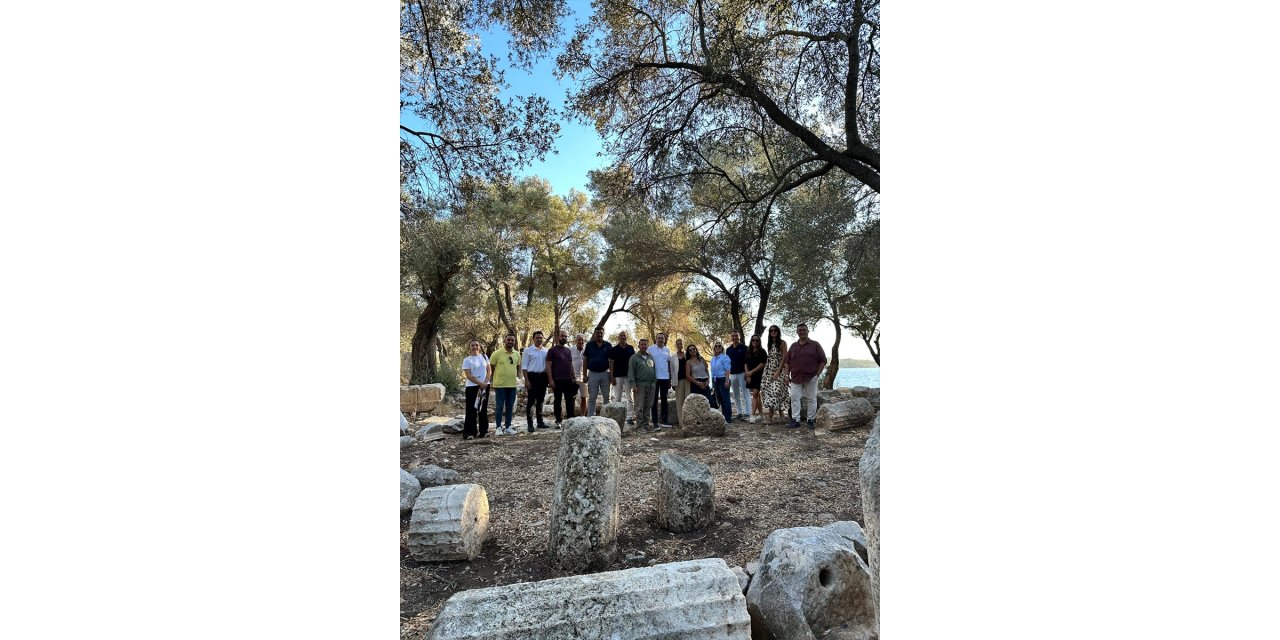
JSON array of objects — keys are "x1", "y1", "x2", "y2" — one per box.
[{"x1": 761, "y1": 325, "x2": 789, "y2": 424}]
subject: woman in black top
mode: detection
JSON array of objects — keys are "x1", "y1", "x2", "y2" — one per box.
[{"x1": 744, "y1": 335, "x2": 767, "y2": 418}]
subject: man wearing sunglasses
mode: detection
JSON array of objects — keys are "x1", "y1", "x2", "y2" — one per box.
[{"x1": 490, "y1": 334, "x2": 521, "y2": 436}]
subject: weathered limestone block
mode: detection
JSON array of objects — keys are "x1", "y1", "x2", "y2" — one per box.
[
  {"x1": 656, "y1": 453, "x2": 715, "y2": 532},
  {"x1": 400, "y1": 412, "x2": 409, "y2": 434},
  {"x1": 411, "y1": 464, "x2": 461, "y2": 488},
  {"x1": 400, "y1": 383, "x2": 447, "y2": 413},
  {"x1": 549, "y1": 416, "x2": 621, "y2": 572},
  {"x1": 730, "y1": 565, "x2": 751, "y2": 594},
  {"x1": 849, "y1": 386, "x2": 872, "y2": 398},
  {"x1": 858, "y1": 417, "x2": 880, "y2": 631},
  {"x1": 815, "y1": 399, "x2": 876, "y2": 432},
  {"x1": 424, "y1": 558, "x2": 751, "y2": 640},
  {"x1": 400, "y1": 435, "x2": 414, "y2": 447},
  {"x1": 602, "y1": 402, "x2": 630, "y2": 434},
  {"x1": 408, "y1": 484, "x2": 490, "y2": 562},
  {"x1": 823, "y1": 520, "x2": 869, "y2": 564},
  {"x1": 400, "y1": 469, "x2": 422, "y2": 515},
  {"x1": 746, "y1": 526, "x2": 876, "y2": 640},
  {"x1": 679, "y1": 394, "x2": 726, "y2": 437},
  {"x1": 816, "y1": 389, "x2": 852, "y2": 409}
]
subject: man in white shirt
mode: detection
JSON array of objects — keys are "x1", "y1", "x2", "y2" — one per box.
[
  {"x1": 520, "y1": 330, "x2": 549, "y2": 432},
  {"x1": 648, "y1": 332, "x2": 676, "y2": 428},
  {"x1": 460, "y1": 340, "x2": 491, "y2": 440}
]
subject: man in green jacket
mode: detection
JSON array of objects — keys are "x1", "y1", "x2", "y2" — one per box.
[{"x1": 628, "y1": 338, "x2": 658, "y2": 433}]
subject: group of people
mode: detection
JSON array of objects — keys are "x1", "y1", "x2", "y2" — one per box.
[{"x1": 457, "y1": 323, "x2": 829, "y2": 440}]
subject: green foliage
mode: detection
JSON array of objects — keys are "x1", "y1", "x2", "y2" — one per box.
[{"x1": 425, "y1": 360, "x2": 464, "y2": 395}]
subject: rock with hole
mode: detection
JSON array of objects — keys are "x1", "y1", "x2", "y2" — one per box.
[
  {"x1": 408, "y1": 484, "x2": 490, "y2": 562},
  {"x1": 549, "y1": 416, "x2": 621, "y2": 572},
  {"x1": 656, "y1": 453, "x2": 715, "y2": 532},
  {"x1": 745, "y1": 526, "x2": 876, "y2": 640},
  {"x1": 424, "y1": 558, "x2": 750, "y2": 639}
]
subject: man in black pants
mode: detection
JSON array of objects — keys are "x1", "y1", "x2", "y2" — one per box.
[
  {"x1": 546, "y1": 329, "x2": 578, "y2": 427},
  {"x1": 521, "y1": 330, "x2": 550, "y2": 432}
]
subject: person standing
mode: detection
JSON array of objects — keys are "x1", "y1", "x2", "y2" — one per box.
[
  {"x1": 489, "y1": 335, "x2": 520, "y2": 436},
  {"x1": 461, "y1": 340, "x2": 491, "y2": 440},
  {"x1": 571, "y1": 333, "x2": 587, "y2": 416},
  {"x1": 709, "y1": 342, "x2": 733, "y2": 422},
  {"x1": 648, "y1": 332, "x2": 675, "y2": 428},
  {"x1": 674, "y1": 338, "x2": 688, "y2": 426},
  {"x1": 726, "y1": 331, "x2": 749, "y2": 421},
  {"x1": 685, "y1": 345, "x2": 712, "y2": 403},
  {"x1": 745, "y1": 335, "x2": 768, "y2": 420},
  {"x1": 607, "y1": 331, "x2": 636, "y2": 423},
  {"x1": 762, "y1": 325, "x2": 790, "y2": 424},
  {"x1": 582, "y1": 327, "x2": 612, "y2": 417},
  {"x1": 521, "y1": 330, "x2": 549, "y2": 432},
  {"x1": 782, "y1": 323, "x2": 827, "y2": 430},
  {"x1": 547, "y1": 330, "x2": 578, "y2": 428},
  {"x1": 628, "y1": 338, "x2": 658, "y2": 432}
]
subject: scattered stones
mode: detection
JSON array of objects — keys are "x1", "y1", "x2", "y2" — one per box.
[
  {"x1": 416, "y1": 423, "x2": 444, "y2": 438},
  {"x1": 400, "y1": 435, "x2": 414, "y2": 447},
  {"x1": 679, "y1": 394, "x2": 727, "y2": 437},
  {"x1": 824, "y1": 520, "x2": 869, "y2": 564},
  {"x1": 408, "y1": 484, "x2": 490, "y2": 562},
  {"x1": 424, "y1": 558, "x2": 751, "y2": 639},
  {"x1": 412, "y1": 464, "x2": 461, "y2": 488},
  {"x1": 549, "y1": 416, "x2": 622, "y2": 572},
  {"x1": 441, "y1": 418, "x2": 464, "y2": 434},
  {"x1": 400, "y1": 412, "x2": 409, "y2": 434},
  {"x1": 849, "y1": 386, "x2": 872, "y2": 397},
  {"x1": 656, "y1": 453, "x2": 716, "y2": 532},
  {"x1": 815, "y1": 398, "x2": 876, "y2": 432},
  {"x1": 602, "y1": 402, "x2": 629, "y2": 435},
  {"x1": 400, "y1": 469, "x2": 422, "y2": 515},
  {"x1": 745, "y1": 526, "x2": 876, "y2": 640},
  {"x1": 859, "y1": 417, "x2": 880, "y2": 631},
  {"x1": 816, "y1": 389, "x2": 852, "y2": 409}
]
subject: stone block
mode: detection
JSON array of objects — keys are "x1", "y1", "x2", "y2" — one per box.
[
  {"x1": 859, "y1": 417, "x2": 880, "y2": 632},
  {"x1": 400, "y1": 469, "x2": 422, "y2": 515},
  {"x1": 401, "y1": 383, "x2": 447, "y2": 413},
  {"x1": 549, "y1": 416, "x2": 621, "y2": 572},
  {"x1": 411, "y1": 464, "x2": 461, "y2": 487},
  {"x1": 656, "y1": 453, "x2": 715, "y2": 532},
  {"x1": 424, "y1": 558, "x2": 750, "y2": 639},
  {"x1": 602, "y1": 402, "x2": 629, "y2": 435},
  {"x1": 679, "y1": 394, "x2": 726, "y2": 437},
  {"x1": 746, "y1": 526, "x2": 876, "y2": 640},
  {"x1": 815, "y1": 398, "x2": 876, "y2": 432},
  {"x1": 408, "y1": 484, "x2": 490, "y2": 562}
]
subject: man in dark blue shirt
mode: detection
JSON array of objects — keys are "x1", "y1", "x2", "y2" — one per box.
[
  {"x1": 607, "y1": 331, "x2": 637, "y2": 424},
  {"x1": 582, "y1": 327, "x2": 612, "y2": 417},
  {"x1": 725, "y1": 331, "x2": 750, "y2": 421}
]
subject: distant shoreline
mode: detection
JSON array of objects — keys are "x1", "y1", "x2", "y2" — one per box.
[{"x1": 838, "y1": 359, "x2": 879, "y2": 368}]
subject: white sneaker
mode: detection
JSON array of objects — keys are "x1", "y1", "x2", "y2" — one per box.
[{"x1": 504, "y1": 427, "x2": 518, "y2": 436}]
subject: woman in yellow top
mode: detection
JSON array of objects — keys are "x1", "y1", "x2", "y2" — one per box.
[{"x1": 489, "y1": 335, "x2": 521, "y2": 436}]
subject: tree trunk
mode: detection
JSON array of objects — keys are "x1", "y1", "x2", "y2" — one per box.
[
  {"x1": 823, "y1": 319, "x2": 842, "y2": 390},
  {"x1": 864, "y1": 331, "x2": 880, "y2": 366},
  {"x1": 409, "y1": 301, "x2": 445, "y2": 385}
]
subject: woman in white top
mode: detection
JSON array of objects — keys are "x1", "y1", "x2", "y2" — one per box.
[{"x1": 461, "y1": 340, "x2": 491, "y2": 440}]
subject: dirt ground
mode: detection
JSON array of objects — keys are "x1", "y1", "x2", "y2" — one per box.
[{"x1": 399, "y1": 412, "x2": 875, "y2": 639}]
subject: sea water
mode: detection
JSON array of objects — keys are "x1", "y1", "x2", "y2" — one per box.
[{"x1": 833, "y1": 367, "x2": 880, "y2": 388}]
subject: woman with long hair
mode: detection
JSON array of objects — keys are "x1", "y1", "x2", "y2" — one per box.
[
  {"x1": 684, "y1": 344, "x2": 712, "y2": 403},
  {"x1": 761, "y1": 325, "x2": 790, "y2": 424},
  {"x1": 674, "y1": 338, "x2": 688, "y2": 426},
  {"x1": 745, "y1": 334, "x2": 767, "y2": 419}
]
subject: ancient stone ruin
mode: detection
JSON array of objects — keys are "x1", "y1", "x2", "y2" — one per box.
[
  {"x1": 815, "y1": 398, "x2": 877, "y2": 432},
  {"x1": 424, "y1": 558, "x2": 751, "y2": 640},
  {"x1": 400, "y1": 469, "x2": 422, "y2": 516},
  {"x1": 408, "y1": 484, "x2": 490, "y2": 562},
  {"x1": 602, "y1": 401, "x2": 629, "y2": 435},
  {"x1": 679, "y1": 393, "x2": 727, "y2": 437},
  {"x1": 746, "y1": 525, "x2": 876, "y2": 640},
  {"x1": 400, "y1": 383, "x2": 447, "y2": 415},
  {"x1": 548, "y1": 416, "x2": 621, "y2": 572},
  {"x1": 656, "y1": 452, "x2": 715, "y2": 532},
  {"x1": 859, "y1": 416, "x2": 881, "y2": 630},
  {"x1": 411, "y1": 464, "x2": 461, "y2": 488}
]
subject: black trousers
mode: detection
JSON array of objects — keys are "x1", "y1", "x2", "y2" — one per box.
[
  {"x1": 463, "y1": 385, "x2": 490, "y2": 438},
  {"x1": 651, "y1": 379, "x2": 670, "y2": 425},
  {"x1": 525, "y1": 371, "x2": 549, "y2": 428},
  {"x1": 552, "y1": 378, "x2": 577, "y2": 423}
]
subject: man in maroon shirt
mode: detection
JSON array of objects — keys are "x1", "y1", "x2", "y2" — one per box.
[
  {"x1": 546, "y1": 329, "x2": 578, "y2": 429},
  {"x1": 781, "y1": 323, "x2": 827, "y2": 430}
]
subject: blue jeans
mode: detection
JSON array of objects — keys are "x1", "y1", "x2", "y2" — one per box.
[
  {"x1": 493, "y1": 387, "x2": 516, "y2": 429},
  {"x1": 713, "y1": 377, "x2": 732, "y2": 421}
]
